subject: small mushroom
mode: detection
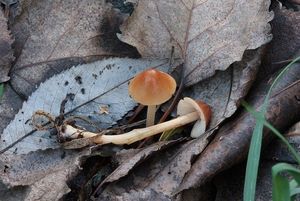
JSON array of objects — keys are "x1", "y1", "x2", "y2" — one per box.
[
  {"x1": 128, "y1": 69, "x2": 176, "y2": 127},
  {"x1": 177, "y1": 97, "x2": 211, "y2": 138},
  {"x1": 60, "y1": 97, "x2": 211, "y2": 145}
]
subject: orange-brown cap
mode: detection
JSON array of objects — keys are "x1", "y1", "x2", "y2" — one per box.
[
  {"x1": 128, "y1": 69, "x2": 177, "y2": 105},
  {"x1": 177, "y1": 97, "x2": 212, "y2": 138}
]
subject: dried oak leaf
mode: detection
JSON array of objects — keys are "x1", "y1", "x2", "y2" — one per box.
[
  {"x1": 9, "y1": 0, "x2": 138, "y2": 97},
  {"x1": 119, "y1": 0, "x2": 273, "y2": 86},
  {"x1": 0, "y1": 9, "x2": 14, "y2": 83},
  {"x1": 177, "y1": 63, "x2": 300, "y2": 192}
]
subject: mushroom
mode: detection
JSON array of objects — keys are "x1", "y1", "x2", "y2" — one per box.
[
  {"x1": 177, "y1": 97, "x2": 211, "y2": 138},
  {"x1": 128, "y1": 69, "x2": 176, "y2": 127},
  {"x1": 60, "y1": 97, "x2": 211, "y2": 145}
]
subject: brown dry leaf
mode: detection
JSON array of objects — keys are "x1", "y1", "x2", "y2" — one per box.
[
  {"x1": 101, "y1": 140, "x2": 183, "y2": 187},
  {"x1": 0, "y1": 9, "x2": 14, "y2": 83},
  {"x1": 98, "y1": 189, "x2": 172, "y2": 201},
  {"x1": 185, "y1": 48, "x2": 263, "y2": 131},
  {"x1": 261, "y1": 4, "x2": 300, "y2": 76},
  {"x1": 177, "y1": 63, "x2": 300, "y2": 192},
  {"x1": 0, "y1": 85, "x2": 23, "y2": 133},
  {"x1": 286, "y1": 122, "x2": 300, "y2": 136},
  {"x1": 119, "y1": 0, "x2": 273, "y2": 86},
  {"x1": 0, "y1": 148, "x2": 89, "y2": 201},
  {"x1": 96, "y1": 133, "x2": 209, "y2": 199},
  {"x1": 9, "y1": 0, "x2": 137, "y2": 97}
]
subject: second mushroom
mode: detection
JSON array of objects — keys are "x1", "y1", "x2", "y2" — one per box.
[{"x1": 60, "y1": 97, "x2": 211, "y2": 145}]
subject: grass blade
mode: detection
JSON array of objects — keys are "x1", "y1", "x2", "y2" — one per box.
[
  {"x1": 272, "y1": 163, "x2": 300, "y2": 200},
  {"x1": 0, "y1": 84, "x2": 3, "y2": 99},
  {"x1": 243, "y1": 56, "x2": 300, "y2": 201}
]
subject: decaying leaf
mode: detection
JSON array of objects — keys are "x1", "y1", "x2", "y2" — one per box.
[
  {"x1": 262, "y1": 4, "x2": 300, "y2": 76},
  {"x1": 0, "y1": 148, "x2": 87, "y2": 200},
  {"x1": 0, "y1": 9, "x2": 14, "y2": 83},
  {"x1": 119, "y1": 0, "x2": 273, "y2": 86},
  {"x1": 0, "y1": 85, "x2": 23, "y2": 133},
  {"x1": 286, "y1": 122, "x2": 300, "y2": 136},
  {"x1": 97, "y1": 132, "x2": 210, "y2": 199},
  {"x1": 0, "y1": 58, "x2": 170, "y2": 154},
  {"x1": 177, "y1": 63, "x2": 300, "y2": 192},
  {"x1": 101, "y1": 140, "x2": 183, "y2": 187},
  {"x1": 98, "y1": 189, "x2": 172, "y2": 201},
  {"x1": 9, "y1": 0, "x2": 137, "y2": 97}
]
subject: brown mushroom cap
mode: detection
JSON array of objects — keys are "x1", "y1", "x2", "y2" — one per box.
[
  {"x1": 177, "y1": 97, "x2": 212, "y2": 138},
  {"x1": 128, "y1": 69, "x2": 177, "y2": 105}
]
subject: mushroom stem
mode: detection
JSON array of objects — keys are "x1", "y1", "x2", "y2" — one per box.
[
  {"x1": 146, "y1": 105, "x2": 156, "y2": 127},
  {"x1": 61, "y1": 111, "x2": 199, "y2": 145}
]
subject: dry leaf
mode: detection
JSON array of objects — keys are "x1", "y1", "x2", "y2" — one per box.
[
  {"x1": 101, "y1": 140, "x2": 182, "y2": 187},
  {"x1": 98, "y1": 189, "x2": 172, "y2": 201},
  {"x1": 185, "y1": 48, "x2": 263, "y2": 130},
  {"x1": 0, "y1": 85, "x2": 23, "y2": 133},
  {"x1": 0, "y1": 9, "x2": 14, "y2": 83},
  {"x1": 0, "y1": 148, "x2": 89, "y2": 201},
  {"x1": 9, "y1": 0, "x2": 137, "y2": 97},
  {"x1": 262, "y1": 4, "x2": 300, "y2": 76},
  {"x1": 98, "y1": 132, "x2": 210, "y2": 199},
  {"x1": 119, "y1": 0, "x2": 273, "y2": 86},
  {"x1": 286, "y1": 122, "x2": 300, "y2": 136},
  {"x1": 177, "y1": 63, "x2": 300, "y2": 192}
]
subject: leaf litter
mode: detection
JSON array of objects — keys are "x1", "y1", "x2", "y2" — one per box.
[
  {"x1": 0, "y1": 0, "x2": 277, "y2": 200},
  {"x1": 119, "y1": 0, "x2": 273, "y2": 86}
]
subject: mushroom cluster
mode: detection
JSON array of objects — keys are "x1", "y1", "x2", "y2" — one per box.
[{"x1": 60, "y1": 69, "x2": 212, "y2": 145}]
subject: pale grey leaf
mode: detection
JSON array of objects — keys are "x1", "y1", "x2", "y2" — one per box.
[{"x1": 0, "y1": 58, "x2": 170, "y2": 155}]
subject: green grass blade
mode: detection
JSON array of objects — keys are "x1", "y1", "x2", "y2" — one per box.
[
  {"x1": 242, "y1": 56, "x2": 300, "y2": 201},
  {"x1": 243, "y1": 102, "x2": 300, "y2": 165},
  {"x1": 272, "y1": 163, "x2": 300, "y2": 200},
  {"x1": 0, "y1": 84, "x2": 4, "y2": 99},
  {"x1": 272, "y1": 171, "x2": 291, "y2": 201},
  {"x1": 243, "y1": 120, "x2": 264, "y2": 201},
  {"x1": 262, "y1": 57, "x2": 300, "y2": 112}
]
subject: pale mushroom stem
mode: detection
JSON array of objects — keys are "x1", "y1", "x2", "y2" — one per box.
[
  {"x1": 146, "y1": 105, "x2": 156, "y2": 127},
  {"x1": 61, "y1": 111, "x2": 199, "y2": 145}
]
